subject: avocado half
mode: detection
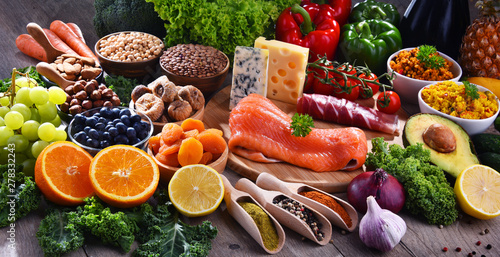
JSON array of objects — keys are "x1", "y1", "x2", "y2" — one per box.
[{"x1": 403, "y1": 113, "x2": 480, "y2": 177}]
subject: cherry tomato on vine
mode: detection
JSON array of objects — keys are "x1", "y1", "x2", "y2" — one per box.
[
  {"x1": 304, "y1": 69, "x2": 316, "y2": 93},
  {"x1": 377, "y1": 91, "x2": 401, "y2": 114},
  {"x1": 334, "y1": 79, "x2": 360, "y2": 101},
  {"x1": 333, "y1": 64, "x2": 357, "y2": 82},
  {"x1": 311, "y1": 64, "x2": 336, "y2": 96},
  {"x1": 358, "y1": 73, "x2": 380, "y2": 99}
]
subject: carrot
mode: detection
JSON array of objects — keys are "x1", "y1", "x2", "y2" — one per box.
[
  {"x1": 66, "y1": 22, "x2": 86, "y2": 44},
  {"x1": 49, "y1": 20, "x2": 98, "y2": 63},
  {"x1": 43, "y1": 28, "x2": 78, "y2": 56},
  {"x1": 15, "y1": 34, "x2": 47, "y2": 62}
]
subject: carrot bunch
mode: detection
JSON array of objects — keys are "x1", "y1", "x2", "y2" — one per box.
[
  {"x1": 15, "y1": 20, "x2": 97, "y2": 63},
  {"x1": 149, "y1": 118, "x2": 227, "y2": 167}
]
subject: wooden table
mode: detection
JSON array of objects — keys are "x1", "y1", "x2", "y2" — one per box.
[{"x1": 1, "y1": 1, "x2": 499, "y2": 257}]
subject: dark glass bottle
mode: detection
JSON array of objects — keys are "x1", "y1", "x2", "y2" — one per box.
[{"x1": 399, "y1": 0, "x2": 470, "y2": 61}]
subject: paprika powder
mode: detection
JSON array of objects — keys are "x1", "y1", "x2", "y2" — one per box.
[{"x1": 299, "y1": 190, "x2": 352, "y2": 227}]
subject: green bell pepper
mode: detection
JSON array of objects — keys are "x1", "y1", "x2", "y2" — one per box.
[
  {"x1": 337, "y1": 19, "x2": 402, "y2": 75},
  {"x1": 349, "y1": 0, "x2": 400, "y2": 27}
]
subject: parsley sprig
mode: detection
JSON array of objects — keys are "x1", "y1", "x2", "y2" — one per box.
[
  {"x1": 463, "y1": 81, "x2": 480, "y2": 100},
  {"x1": 416, "y1": 45, "x2": 446, "y2": 69},
  {"x1": 290, "y1": 113, "x2": 315, "y2": 137}
]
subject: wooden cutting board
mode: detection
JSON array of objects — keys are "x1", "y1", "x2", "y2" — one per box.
[{"x1": 204, "y1": 86, "x2": 408, "y2": 193}]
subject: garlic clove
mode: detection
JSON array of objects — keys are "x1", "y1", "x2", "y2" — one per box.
[{"x1": 359, "y1": 195, "x2": 407, "y2": 252}]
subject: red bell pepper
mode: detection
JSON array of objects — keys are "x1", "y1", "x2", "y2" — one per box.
[
  {"x1": 276, "y1": 3, "x2": 341, "y2": 61},
  {"x1": 302, "y1": 0, "x2": 352, "y2": 26}
]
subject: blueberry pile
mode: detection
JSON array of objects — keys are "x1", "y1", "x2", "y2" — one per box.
[{"x1": 71, "y1": 107, "x2": 151, "y2": 149}]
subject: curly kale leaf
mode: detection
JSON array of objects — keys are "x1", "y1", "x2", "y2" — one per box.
[
  {"x1": 36, "y1": 208, "x2": 84, "y2": 257},
  {"x1": 366, "y1": 137, "x2": 459, "y2": 226},
  {"x1": 180, "y1": 221, "x2": 218, "y2": 257},
  {"x1": 0, "y1": 164, "x2": 41, "y2": 227}
]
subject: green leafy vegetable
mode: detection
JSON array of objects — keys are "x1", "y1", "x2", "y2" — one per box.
[
  {"x1": 105, "y1": 75, "x2": 138, "y2": 106},
  {"x1": 463, "y1": 80, "x2": 480, "y2": 100},
  {"x1": 365, "y1": 137, "x2": 459, "y2": 226},
  {"x1": 290, "y1": 113, "x2": 315, "y2": 137},
  {"x1": 0, "y1": 164, "x2": 41, "y2": 228},
  {"x1": 416, "y1": 45, "x2": 446, "y2": 69},
  {"x1": 146, "y1": 0, "x2": 300, "y2": 61}
]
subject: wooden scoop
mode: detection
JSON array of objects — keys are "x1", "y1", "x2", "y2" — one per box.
[
  {"x1": 255, "y1": 172, "x2": 359, "y2": 232},
  {"x1": 26, "y1": 22, "x2": 64, "y2": 63},
  {"x1": 35, "y1": 62, "x2": 75, "y2": 89},
  {"x1": 221, "y1": 175, "x2": 285, "y2": 254},
  {"x1": 235, "y1": 178, "x2": 332, "y2": 245}
]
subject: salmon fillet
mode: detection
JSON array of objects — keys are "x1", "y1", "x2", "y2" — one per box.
[{"x1": 228, "y1": 94, "x2": 368, "y2": 172}]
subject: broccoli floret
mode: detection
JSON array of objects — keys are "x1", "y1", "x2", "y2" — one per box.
[
  {"x1": 366, "y1": 137, "x2": 459, "y2": 226},
  {"x1": 74, "y1": 197, "x2": 139, "y2": 252},
  {"x1": 93, "y1": 0, "x2": 166, "y2": 38},
  {"x1": 0, "y1": 164, "x2": 41, "y2": 227},
  {"x1": 36, "y1": 208, "x2": 84, "y2": 257}
]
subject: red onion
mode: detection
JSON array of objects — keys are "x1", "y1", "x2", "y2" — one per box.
[{"x1": 347, "y1": 168, "x2": 405, "y2": 213}]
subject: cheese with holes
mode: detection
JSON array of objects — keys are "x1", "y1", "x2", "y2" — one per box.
[
  {"x1": 230, "y1": 46, "x2": 269, "y2": 110},
  {"x1": 254, "y1": 37, "x2": 309, "y2": 104}
]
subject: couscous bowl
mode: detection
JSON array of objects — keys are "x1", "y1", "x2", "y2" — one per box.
[{"x1": 418, "y1": 81, "x2": 500, "y2": 135}]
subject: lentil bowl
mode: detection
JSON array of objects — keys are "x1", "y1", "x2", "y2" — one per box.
[
  {"x1": 95, "y1": 31, "x2": 164, "y2": 78},
  {"x1": 418, "y1": 81, "x2": 500, "y2": 135},
  {"x1": 387, "y1": 47, "x2": 462, "y2": 104}
]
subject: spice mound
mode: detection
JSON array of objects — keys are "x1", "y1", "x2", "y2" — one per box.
[
  {"x1": 390, "y1": 47, "x2": 454, "y2": 81},
  {"x1": 421, "y1": 81, "x2": 498, "y2": 119},
  {"x1": 273, "y1": 195, "x2": 325, "y2": 241},
  {"x1": 160, "y1": 44, "x2": 228, "y2": 78},
  {"x1": 238, "y1": 201, "x2": 279, "y2": 251},
  {"x1": 299, "y1": 190, "x2": 352, "y2": 228}
]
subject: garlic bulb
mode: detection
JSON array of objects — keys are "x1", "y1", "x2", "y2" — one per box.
[{"x1": 359, "y1": 195, "x2": 407, "y2": 252}]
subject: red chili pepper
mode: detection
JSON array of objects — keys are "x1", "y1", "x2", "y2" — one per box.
[{"x1": 276, "y1": 3, "x2": 340, "y2": 61}]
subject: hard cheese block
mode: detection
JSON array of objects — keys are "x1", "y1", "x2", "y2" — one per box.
[
  {"x1": 230, "y1": 46, "x2": 269, "y2": 110},
  {"x1": 254, "y1": 37, "x2": 309, "y2": 104}
]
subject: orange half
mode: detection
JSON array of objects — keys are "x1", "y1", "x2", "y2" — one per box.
[
  {"x1": 89, "y1": 145, "x2": 160, "y2": 208},
  {"x1": 35, "y1": 141, "x2": 94, "y2": 206}
]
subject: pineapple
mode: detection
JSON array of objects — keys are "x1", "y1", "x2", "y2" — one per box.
[{"x1": 459, "y1": 0, "x2": 500, "y2": 79}]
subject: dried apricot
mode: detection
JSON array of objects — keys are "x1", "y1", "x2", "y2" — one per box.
[
  {"x1": 181, "y1": 129, "x2": 199, "y2": 139},
  {"x1": 177, "y1": 137, "x2": 204, "y2": 166},
  {"x1": 199, "y1": 152, "x2": 213, "y2": 165},
  {"x1": 196, "y1": 130, "x2": 227, "y2": 154},
  {"x1": 203, "y1": 128, "x2": 223, "y2": 137},
  {"x1": 155, "y1": 152, "x2": 180, "y2": 167},
  {"x1": 149, "y1": 135, "x2": 161, "y2": 154},
  {"x1": 161, "y1": 123, "x2": 183, "y2": 145},
  {"x1": 181, "y1": 118, "x2": 205, "y2": 133},
  {"x1": 158, "y1": 139, "x2": 182, "y2": 156}
]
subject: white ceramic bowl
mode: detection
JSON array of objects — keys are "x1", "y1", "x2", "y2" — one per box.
[
  {"x1": 387, "y1": 47, "x2": 462, "y2": 104},
  {"x1": 418, "y1": 82, "x2": 500, "y2": 136}
]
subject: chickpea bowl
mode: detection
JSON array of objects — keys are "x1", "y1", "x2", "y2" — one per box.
[
  {"x1": 160, "y1": 44, "x2": 230, "y2": 97},
  {"x1": 387, "y1": 47, "x2": 462, "y2": 104},
  {"x1": 418, "y1": 82, "x2": 500, "y2": 135},
  {"x1": 95, "y1": 31, "x2": 164, "y2": 78}
]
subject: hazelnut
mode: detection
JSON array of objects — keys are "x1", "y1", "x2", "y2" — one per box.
[
  {"x1": 69, "y1": 105, "x2": 82, "y2": 115},
  {"x1": 73, "y1": 82, "x2": 85, "y2": 93},
  {"x1": 92, "y1": 100, "x2": 104, "y2": 107},
  {"x1": 64, "y1": 85, "x2": 75, "y2": 95},
  {"x1": 110, "y1": 96, "x2": 121, "y2": 106},
  {"x1": 84, "y1": 83, "x2": 97, "y2": 95},
  {"x1": 90, "y1": 90, "x2": 102, "y2": 100},
  {"x1": 59, "y1": 102, "x2": 70, "y2": 113},
  {"x1": 103, "y1": 101, "x2": 113, "y2": 108},
  {"x1": 81, "y1": 100, "x2": 93, "y2": 110},
  {"x1": 102, "y1": 88, "x2": 114, "y2": 98},
  {"x1": 65, "y1": 93, "x2": 73, "y2": 103},
  {"x1": 74, "y1": 91, "x2": 88, "y2": 101},
  {"x1": 70, "y1": 98, "x2": 81, "y2": 106},
  {"x1": 98, "y1": 84, "x2": 107, "y2": 91}
]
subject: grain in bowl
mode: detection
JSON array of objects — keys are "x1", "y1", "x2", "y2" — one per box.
[
  {"x1": 97, "y1": 32, "x2": 164, "y2": 62},
  {"x1": 390, "y1": 46, "x2": 454, "y2": 81},
  {"x1": 421, "y1": 81, "x2": 498, "y2": 119}
]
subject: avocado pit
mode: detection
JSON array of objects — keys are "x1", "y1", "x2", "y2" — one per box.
[{"x1": 422, "y1": 123, "x2": 456, "y2": 153}]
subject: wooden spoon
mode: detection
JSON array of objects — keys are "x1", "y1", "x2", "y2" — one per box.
[
  {"x1": 235, "y1": 178, "x2": 332, "y2": 245},
  {"x1": 36, "y1": 62, "x2": 75, "y2": 89},
  {"x1": 255, "y1": 172, "x2": 359, "y2": 232},
  {"x1": 221, "y1": 175, "x2": 285, "y2": 254},
  {"x1": 26, "y1": 22, "x2": 64, "y2": 63}
]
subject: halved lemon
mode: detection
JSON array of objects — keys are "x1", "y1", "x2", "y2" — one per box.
[
  {"x1": 89, "y1": 145, "x2": 160, "y2": 208},
  {"x1": 454, "y1": 164, "x2": 500, "y2": 220},
  {"x1": 168, "y1": 164, "x2": 224, "y2": 217}
]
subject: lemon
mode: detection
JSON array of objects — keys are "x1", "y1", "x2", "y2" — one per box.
[
  {"x1": 454, "y1": 164, "x2": 500, "y2": 220},
  {"x1": 168, "y1": 164, "x2": 224, "y2": 217}
]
